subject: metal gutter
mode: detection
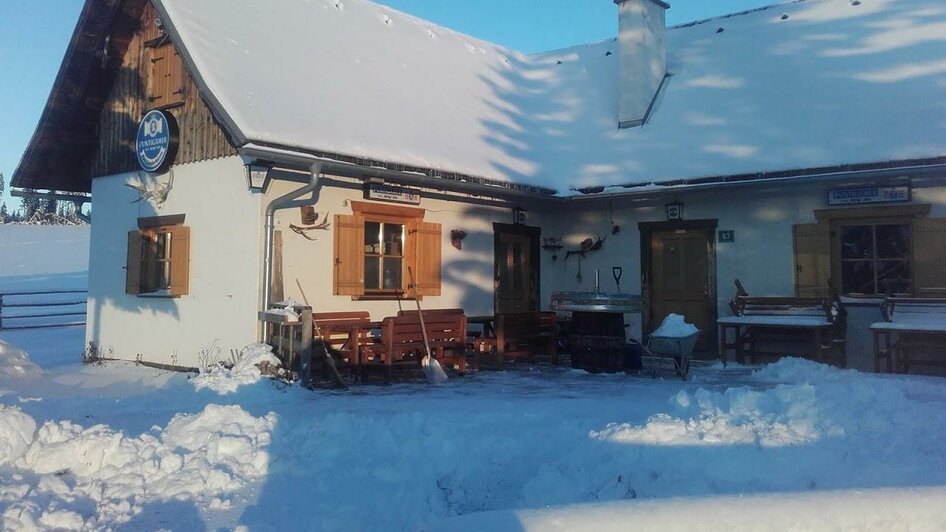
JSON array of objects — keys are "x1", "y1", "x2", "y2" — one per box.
[
  {"x1": 567, "y1": 162, "x2": 946, "y2": 202},
  {"x1": 261, "y1": 163, "x2": 323, "y2": 317},
  {"x1": 240, "y1": 143, "x2": 558, "y2": 203}
]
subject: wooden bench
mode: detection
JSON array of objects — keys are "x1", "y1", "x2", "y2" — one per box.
[
  {"x1": 871, "y1": 297, "x2": 946, "y2": 373},
  {"x1": 311, "y1": 311, "x2": 377, "y2": 377},
  {"x1": 473, "y1": 311, "x2": 558, "y2": 369},
  {"x1": 718, "y1": 280, "x2": 846, "y2": 365},
  {"x1": 362, "y1": 310, "x2": 468, "y2": 379}
]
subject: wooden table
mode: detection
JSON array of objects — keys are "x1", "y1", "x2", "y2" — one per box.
[
  {"x1": 871, "y1": 317, "x2": 946, "y2": 373},
  {"x1": 467, "y1": 315, "x2": 496, "y2": 339},
  {"x1": 718, "y1": 315, "x2": 835, "y2": 365},
  {"x1": 313, "y1": 319, "x2": 381, "y2": 367}
]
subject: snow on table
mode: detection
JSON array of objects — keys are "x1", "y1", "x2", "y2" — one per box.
[
  {"x1": 870, "y1": 316, "x2": 946, "y2": 333},
  {"x1": 717, "y1": 315, "x2": 832, "y2": 328}
]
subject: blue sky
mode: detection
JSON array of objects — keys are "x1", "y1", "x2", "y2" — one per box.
[{"x1": 0, "y1": 0, "x2": 775, "y2": 210}]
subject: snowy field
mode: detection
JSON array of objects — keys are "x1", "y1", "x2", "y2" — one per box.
[{"x1": 2, "y1": 226, "x2": 946, "y2": 531}]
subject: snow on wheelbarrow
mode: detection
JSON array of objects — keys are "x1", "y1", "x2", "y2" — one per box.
[{"x1": 644, "y1": 314, "x2": 700, "y2": 380}]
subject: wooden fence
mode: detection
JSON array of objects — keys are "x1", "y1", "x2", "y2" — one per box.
[{"x1": 0, "y1": 290, "x2": 87, "y2": 331}]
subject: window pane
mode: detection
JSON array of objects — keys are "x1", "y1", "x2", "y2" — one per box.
[
  {"x1": 841, "y1": 260, "x2": 876, "y2": 294},
  {"x1": 840, "y1": 225, "x2": 873, "y2": 259},
  {"x1": 876, "y1": 224, "x2": 911, "y2": 259},
  {"x1": 383, "y1": 257, "x2": 402, "y2": 289},
  {"x1": 383, "y1": 223, "x2": 403, "y2": 256},
  {"x1": 365, "y1": 222, "x2": 381, "y2": 255},
  {"x1": 877, "y1": 260, "x2": 911, "y2": 293},
  {"x1": 155, "y1": 261, "x2": 170, "y2": 290},
  {"x1": 153, "y1": 232, "x2": 169, "y2": 260},
  {"x1": 364, "y1": 256, "x2": 380, "y2": 290}
]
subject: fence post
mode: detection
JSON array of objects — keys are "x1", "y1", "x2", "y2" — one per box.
[{"x1": 0, "y1": 294, "x2": 4, "y2": 331}]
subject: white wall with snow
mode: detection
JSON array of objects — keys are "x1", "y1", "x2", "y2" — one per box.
[{"x1": 86, "y1": 156, "x2": 263, "y2": 367}]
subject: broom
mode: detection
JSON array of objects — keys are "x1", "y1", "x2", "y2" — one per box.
[{"x1": 408, "y1": 267, "x2": 448, "y2": 385}]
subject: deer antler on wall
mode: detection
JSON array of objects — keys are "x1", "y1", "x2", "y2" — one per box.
[
  {"x1": 125, "y1": 169, "x2": 175, "y2": 207},
  {"x1": 564, "y1": 235, "x2": 606, "y2": 282},
  {"x1": 290, "y1": 208, "x2": 332, "y2": 241}
]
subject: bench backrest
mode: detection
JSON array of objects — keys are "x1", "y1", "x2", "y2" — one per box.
[
  {"x1": 312, "y1": 311, "x2": 373, "y2": 347},
  {"x1": 397, "y1": 308, "x2": 465, "y2": 318},
  {"x1": 729, "y1": 279, "x2": 843, "y2": 323},
  {"x1": 881, "y1": 297, "x2": 946, "y2": 322},
  {"x1": 382, "y1": 312, "x2": 467, "y2": 351}
]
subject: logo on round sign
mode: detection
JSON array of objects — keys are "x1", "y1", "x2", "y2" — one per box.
[{"x1": 136, "y1": 109, "x2": 179, "y2": 173}]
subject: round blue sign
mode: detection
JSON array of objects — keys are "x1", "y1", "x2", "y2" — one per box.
[{"x1": 136, "y1": 109, "x2": 179, "y2": 173}]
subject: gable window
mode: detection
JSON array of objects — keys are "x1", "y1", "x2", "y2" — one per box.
[
  {"x1": 793, "y1": 205, "x2": 946, "y2": 298},
  {"x1": 334, "y1": 202, "x2": 441, "y2": 299},
  {"x1": 126, "y1": 218, "x2": 190, "y2": 297}
]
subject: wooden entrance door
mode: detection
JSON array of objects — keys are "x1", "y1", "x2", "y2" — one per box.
[
  {"x1": 495, "y1": 225, "x2": 539, "y2": 314},
  {"x1": 650, "y1": 228, "x2": 713, "y2": 350}
]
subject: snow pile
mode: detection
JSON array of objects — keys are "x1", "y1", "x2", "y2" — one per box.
[
  {"x1": 0, "y1": 405, "x2": 36, "y2": 465},
  {"x1": 435, "y1": 486, "x2": 946, "y2": 531},
  {"x1": 0, "y1": 404, "x2": 275, "y2": 528},
  {"x1": 514, "y1": 358, "x2": 946, "y2": 508},
  {"x1": 190, "y1": 343, "x2": 283, "y2": 395},
  {"x1": 650, "y1": 313, "x2": 699, "y2": 338},
  {"x1": 0, "y1": 340, "x2": 43, "y2": 380}
]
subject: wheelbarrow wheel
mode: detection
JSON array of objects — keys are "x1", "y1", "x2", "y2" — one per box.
[{"x1": 673, "y1": 356, "x2": 690, "y2": 381}]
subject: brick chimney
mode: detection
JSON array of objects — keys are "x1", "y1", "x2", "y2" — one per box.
[{"x1": 614, "y1": 0, "x2": 669, "y2": 129}]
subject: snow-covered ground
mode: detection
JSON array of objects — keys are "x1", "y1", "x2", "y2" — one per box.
[{"x1": 2, "y1": 226, "x2": 946, "y2": 531}]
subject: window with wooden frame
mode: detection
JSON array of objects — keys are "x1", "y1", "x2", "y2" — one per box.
[
  {"x1": 146, "y1": 41, "x2": 185, "y2": 108},
  {"x1": 126, "y1": 219, "x2": 190, "y2": 297},
  {"x1": 334, "y1": 202, "x2": 441, "y2": 299},
  {"x1": 793, "y1": 205, "x2": 946, "y2": 297}
]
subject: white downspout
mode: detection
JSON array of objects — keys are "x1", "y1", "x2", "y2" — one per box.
[{"x1": 261, "y1": 163, "x2": 323, "y2": 328}]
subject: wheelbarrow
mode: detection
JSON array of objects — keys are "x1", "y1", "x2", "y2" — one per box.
[{"x1": 643, "y1": 330, "x2": 700, "y2": 380}]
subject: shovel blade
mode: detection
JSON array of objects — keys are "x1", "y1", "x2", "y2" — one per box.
[{"x1": 423, "y1": 356, "x2": 449, "y2": 385}]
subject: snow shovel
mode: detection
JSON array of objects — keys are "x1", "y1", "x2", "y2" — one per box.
[
  {"x1": 296, "y1": 279, "x2": 348, "y2": 389},
  {"x1": 407, "y1": 267, "x2": 449, "y2": 385}
]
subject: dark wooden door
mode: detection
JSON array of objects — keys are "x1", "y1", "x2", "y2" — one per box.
[
  {"x1": 495, "y1": 229, "x2": 538, "y2": 314},
  {"x1": 650, "y1": 228, "x2": 713, "y2": 350}
]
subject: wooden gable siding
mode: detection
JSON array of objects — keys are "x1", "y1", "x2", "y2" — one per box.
[{"x1": 90, "y1": 2, "x2": 236, "y2": 178}]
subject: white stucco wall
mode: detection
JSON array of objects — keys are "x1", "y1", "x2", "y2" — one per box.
[
  {"x1": 86, "y1": 156, "x2": 262, "y2": 367},
  {"x1": 266, "y1": 177, "x2": 522, "y2": 321},
  {"x1": 536, "y1": 178, "x2": 946, "y2": 370},
  {"x1": 84, "y1": 157, "x2": 945, "y2": 373}
]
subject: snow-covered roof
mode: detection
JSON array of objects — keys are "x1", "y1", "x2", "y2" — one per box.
[{"x1": 158, "y1": 0, "x2": 946, "y2": 195}]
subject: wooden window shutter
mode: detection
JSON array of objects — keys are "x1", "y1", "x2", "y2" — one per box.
[
  {"x1": 913, "y1": 217, "x2": 946, "y2": 296},
  {"x1": 168, "y1": 225, "x2": 190, "y2": 296},
  {"x1": 148, "y1": 44, "x2": 185, "y2": 107},
  {"x1": 793, "y1": 222, "x2": 831, "y2": 298},
  {"x1": 413, "y1": 221, "x2": 442, "y2": 297},
  {"x1": 334, "y1": 214, "x2": 365, "y2": 296},
  {"x1": 126, "y1": 230, "x2": 144, "y2": 295}
]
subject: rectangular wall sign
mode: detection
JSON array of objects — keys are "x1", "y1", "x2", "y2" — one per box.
[
  {"x1": 828, "y1": 185, "x2": 910, "y2": 206},
  {"x1": 364, "y1": 183, "x2": 421, "y2": 205},
  {"x1": 718, "y1": 230, "x2": 735, "y2": 243}
]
